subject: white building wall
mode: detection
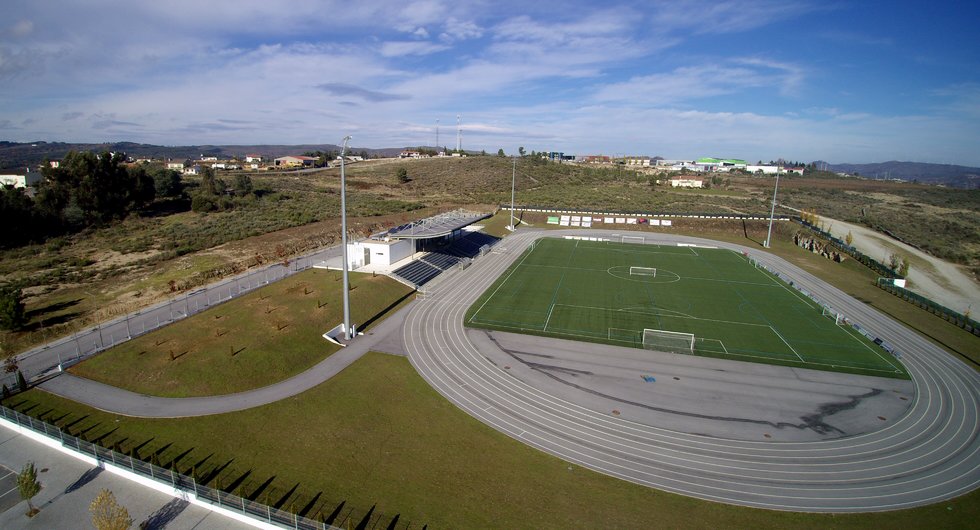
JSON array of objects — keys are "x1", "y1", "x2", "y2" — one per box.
[
  {"x1": 388, "y1": 239, "x2": 414, "y2": 263},
  {"x1": 0, "y1": 173, "x2": 41, "y2": 188},
  {"x1": 348, "y1": 239, "x2": 414, "y2": 268}
]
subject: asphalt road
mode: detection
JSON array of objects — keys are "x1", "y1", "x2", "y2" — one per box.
[{"x1": 402, "y1": 228, "x2": 980, "y2": 512}]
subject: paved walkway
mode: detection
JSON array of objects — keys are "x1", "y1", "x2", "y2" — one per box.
[
  {"x1": 38, "y1": 300, "x2": 414, "y2": 417},
  {"x1": 0, "y1": 424, "x2": 247, "y2": 529}
]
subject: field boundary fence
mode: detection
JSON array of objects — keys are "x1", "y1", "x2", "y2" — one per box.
[
  {"x1": 0, "y1": 404, "x2": 348, "y2": 530},
  {"x1": 747, "y1": 257, "x2": 903, "y2": 363},
  {"x1": 501, "y1": 205, "x2": 789, "y2": 222}
]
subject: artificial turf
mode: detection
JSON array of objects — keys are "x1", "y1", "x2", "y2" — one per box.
[{"x1": 466, "y1": 237, "x2": 907, "y2": 378}]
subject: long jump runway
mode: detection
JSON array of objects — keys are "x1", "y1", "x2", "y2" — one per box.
[{"x1": 403, "y1": 229, "x2": 980, "y2": 512}]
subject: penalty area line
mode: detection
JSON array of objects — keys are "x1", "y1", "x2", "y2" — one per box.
[{"x1": 771, "y1": 326, "x2": 805, "y2": 363}]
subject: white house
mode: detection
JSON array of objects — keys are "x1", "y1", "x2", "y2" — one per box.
[
  {"x1": 784, "y1": 166, "x2": 805, "y2": 175},
  {"x1": 245, "y1": 154, "x2": 263, "y2": 163},
  {"x1": 0, "y1": 173, "x2": 42, "y2": 188},
  {"x1": 274, "y1": 155, "x2": 316, "y2": 167},
  {"x1": 670, "y1": 177, "x2": 704, "y2": 188},
  {"x1": 399, "y1": 150, "x2": 423, "y2": 159},
  {"x1": 624, "y1": 156, "x2": 651, "y2": 167},
  {"x1": 200, "y1": 156, "x2": 218, "y2": 162},
  {"x1": 183, "y1": 165, "x2": 203, "y2": 175},
  {"x1": 746, "y1": 165, "x2": 781, "y2": 175},
  {"x1": 167, "y1": 162, "x2": 185, "y2": 171}
]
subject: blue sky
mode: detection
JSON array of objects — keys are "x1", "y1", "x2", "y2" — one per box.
[{"x1": 2, "y1": 1, "x2": 979, "y2": 165}]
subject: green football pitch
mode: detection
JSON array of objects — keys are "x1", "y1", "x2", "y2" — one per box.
[{"x1": 466, "y1": 237, "x2": 908, "y2": 378}]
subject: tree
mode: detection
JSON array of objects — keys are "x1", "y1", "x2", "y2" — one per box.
[
  {"x1": 151, "y1": 168, "x2": 183, "y2": 198},
  {"x1": 899, "y1": 256, "x2": 910, "y2": 277},
  {"x1": 497, "y1": 148, "x2": 506, "y2": 157},
  {"x1": 234, "y1": 174, "x2": 253, "y2": 196},
  {"x1": 396, "y1": 167, "x2": 410, "y2": 183},
  {"x1": 90, "y1": 489, "x2": 133, "y2": 530},
  {"x1": 200, "y1": 167, "x2": 219, "y2": 196},
  {"x1": 518, "y1": 146, "x2": 526, "y2": 157},
  {"x1": 17, "y1": 461, "x2": 41, "y2": 516},
  {"x1": 0, "y1": 285, "x2": 26, "y2": 330},
  {"x1": 845, "y1": 231, "x2": 853, "y2": 246},
  {"x1": 888, "y1": 253, "x2": 900, "y2": 271}
]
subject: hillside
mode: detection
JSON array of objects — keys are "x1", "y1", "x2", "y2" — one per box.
[
  {"x1": 0, "y1": 141, "x2": 404, "y2": 169},
  {"x1": 815, "y1": 160, "x2": 980, "y2": 188}
]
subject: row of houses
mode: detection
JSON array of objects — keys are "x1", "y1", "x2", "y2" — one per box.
[{"x1": 570, "y1": 154, "x2": 804, "y2": 175}]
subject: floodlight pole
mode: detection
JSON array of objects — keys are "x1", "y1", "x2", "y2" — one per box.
[
  {"x1": 764, "y1": 171, "x2": 781, "y2": 248},
  {"x1": 340, "y1": 135, "x2": 353, "y2": 340},
  {"x1": 509, "y1": 158, "x2": 516, "y2": 230}
]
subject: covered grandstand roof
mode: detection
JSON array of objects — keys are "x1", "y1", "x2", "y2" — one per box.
[{"x1": 380, "y1": 209, "x2": 492, "y2": 240}]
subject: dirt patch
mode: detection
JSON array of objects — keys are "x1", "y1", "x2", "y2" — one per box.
[{"x1": 822, "y1": 217, "x2": 979, "y2": 314}]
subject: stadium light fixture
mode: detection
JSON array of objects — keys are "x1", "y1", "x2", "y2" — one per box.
[
  {"x1": 340, "y1": 135, "x2": 353, "y2": 340},
  {"x1": 764, "y1": 171, "x2": 780, "y2": 248}
]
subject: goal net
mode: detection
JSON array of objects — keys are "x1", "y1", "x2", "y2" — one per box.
[
  {"x1": 821, "y1": 307, "x2": 845, "y2": 326},
  {"x1": 630, "y1": 266, "x2": 657, "y2": 277},
  {"x1": 642, "y1": 329, "x2": 695, "y2": 354},
  {"x1": 622, "y1": 235, "x2": 645, "y2": 245}
]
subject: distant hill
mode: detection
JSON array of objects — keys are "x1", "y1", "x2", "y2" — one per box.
[
  {"x1": 814, "y1": 160, "x2": 980, "y2": 188},
  {"x1": 0, "y1": 141, "x2": 406, "y2": 170}
]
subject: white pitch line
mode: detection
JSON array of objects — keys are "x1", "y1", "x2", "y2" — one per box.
[{"x1": 770, "y1": 325, "x2": 805, "y2": 363}]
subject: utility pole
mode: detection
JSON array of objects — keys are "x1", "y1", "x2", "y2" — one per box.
[
  {"x1": 456, "y1": 114, "x2": 461, "y2": 153},
  {"x1": 340, "y1": 135, "x2": 353, "y2": 340},
  {"x1": 436, "y1": 119, "x2": 440, "y2": 154},
  {"x1": 764, "y1": 172, "x2": 781, "y2": 248},
  {"x1": 509, "y1": 158, "x2": 516, "y2": 231}
]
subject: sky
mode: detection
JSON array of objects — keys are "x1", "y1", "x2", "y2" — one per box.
[{"x1": 1, "y1": 1, "x2": 979, "y2": 165}]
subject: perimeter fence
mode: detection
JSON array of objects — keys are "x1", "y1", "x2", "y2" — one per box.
[
  {"x1": 875, "y1": 280, "x2": 980, "y2": 337},
  {"x1": 0, "y1": 403, "x2": 418, "y2": 529}
]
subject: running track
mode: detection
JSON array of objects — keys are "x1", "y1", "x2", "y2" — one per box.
[{"x1": 403, "y1": 229, "x2": 980, "y2": 512}]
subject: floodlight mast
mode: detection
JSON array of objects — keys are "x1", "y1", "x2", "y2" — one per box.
[
  {"x1": 764, "y1": 171, "x2": 780, "y2": 248},
  {"x1": 340, "y1": 135, "x2": 353, "y2": 340},
  {"x1": 509, "y1": 158, "x2": 516, "y2": 230}
]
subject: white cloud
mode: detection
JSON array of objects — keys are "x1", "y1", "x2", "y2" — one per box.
[
  {"x1": 649, "y1": 0, "x2": 817, "y2": 35},
  {"x1": 440, "y1": 18, "x2": 483, "y2": 42},
  {"x1": 10, "y1": 19, "x2": 34, "y2": 37},
  {"x1": 594, "y1": 58, "x2": 805, "y2": 104},
  {"x1": 380, "y1": 41, "x2": 450, "y2": 57}
]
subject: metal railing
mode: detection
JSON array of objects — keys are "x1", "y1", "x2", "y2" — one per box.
[{"x1": 0, "y1": 404, "x2": 344, "y2": 530}]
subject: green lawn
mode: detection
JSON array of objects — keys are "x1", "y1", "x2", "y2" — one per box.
[
  {"x1": 69, "y1": 269, "x2": 414, "y2": 397},
  {"x1": 5, "y1": 353, "x2": 974, "y2": 529},
  {"x1": 467, "y1": 237, "x2": 908, "y2": 378}
]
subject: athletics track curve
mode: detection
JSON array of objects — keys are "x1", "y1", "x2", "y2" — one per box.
[{"x1": 402, "y1": 229, "x2": 980, "y2": 512}]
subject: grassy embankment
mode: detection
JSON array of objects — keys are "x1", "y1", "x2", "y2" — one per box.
[
  {"x1": 7, "y1": 352, "x2": 976, "y2": 529},
  {"x1": 70, "y1": 269, "x2": 413, "y2": 397}
]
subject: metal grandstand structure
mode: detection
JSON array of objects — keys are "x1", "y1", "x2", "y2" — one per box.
[{"x1": 376, "y1": 209, "x2": 492, "y2": 240}]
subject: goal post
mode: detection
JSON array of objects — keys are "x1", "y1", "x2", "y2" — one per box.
[
  {"x1": 821, "y1": 307, "x2": 845, "y2": 326},
  {"x1": 622, "y1": 234, "x2": 645, "y2": 245},
  {"x1": 642, "y1": 329, "x2": 695, "y2": 354},
  {"x1": 630, "y1": 266, "x2": 657, "y2": 277}
]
